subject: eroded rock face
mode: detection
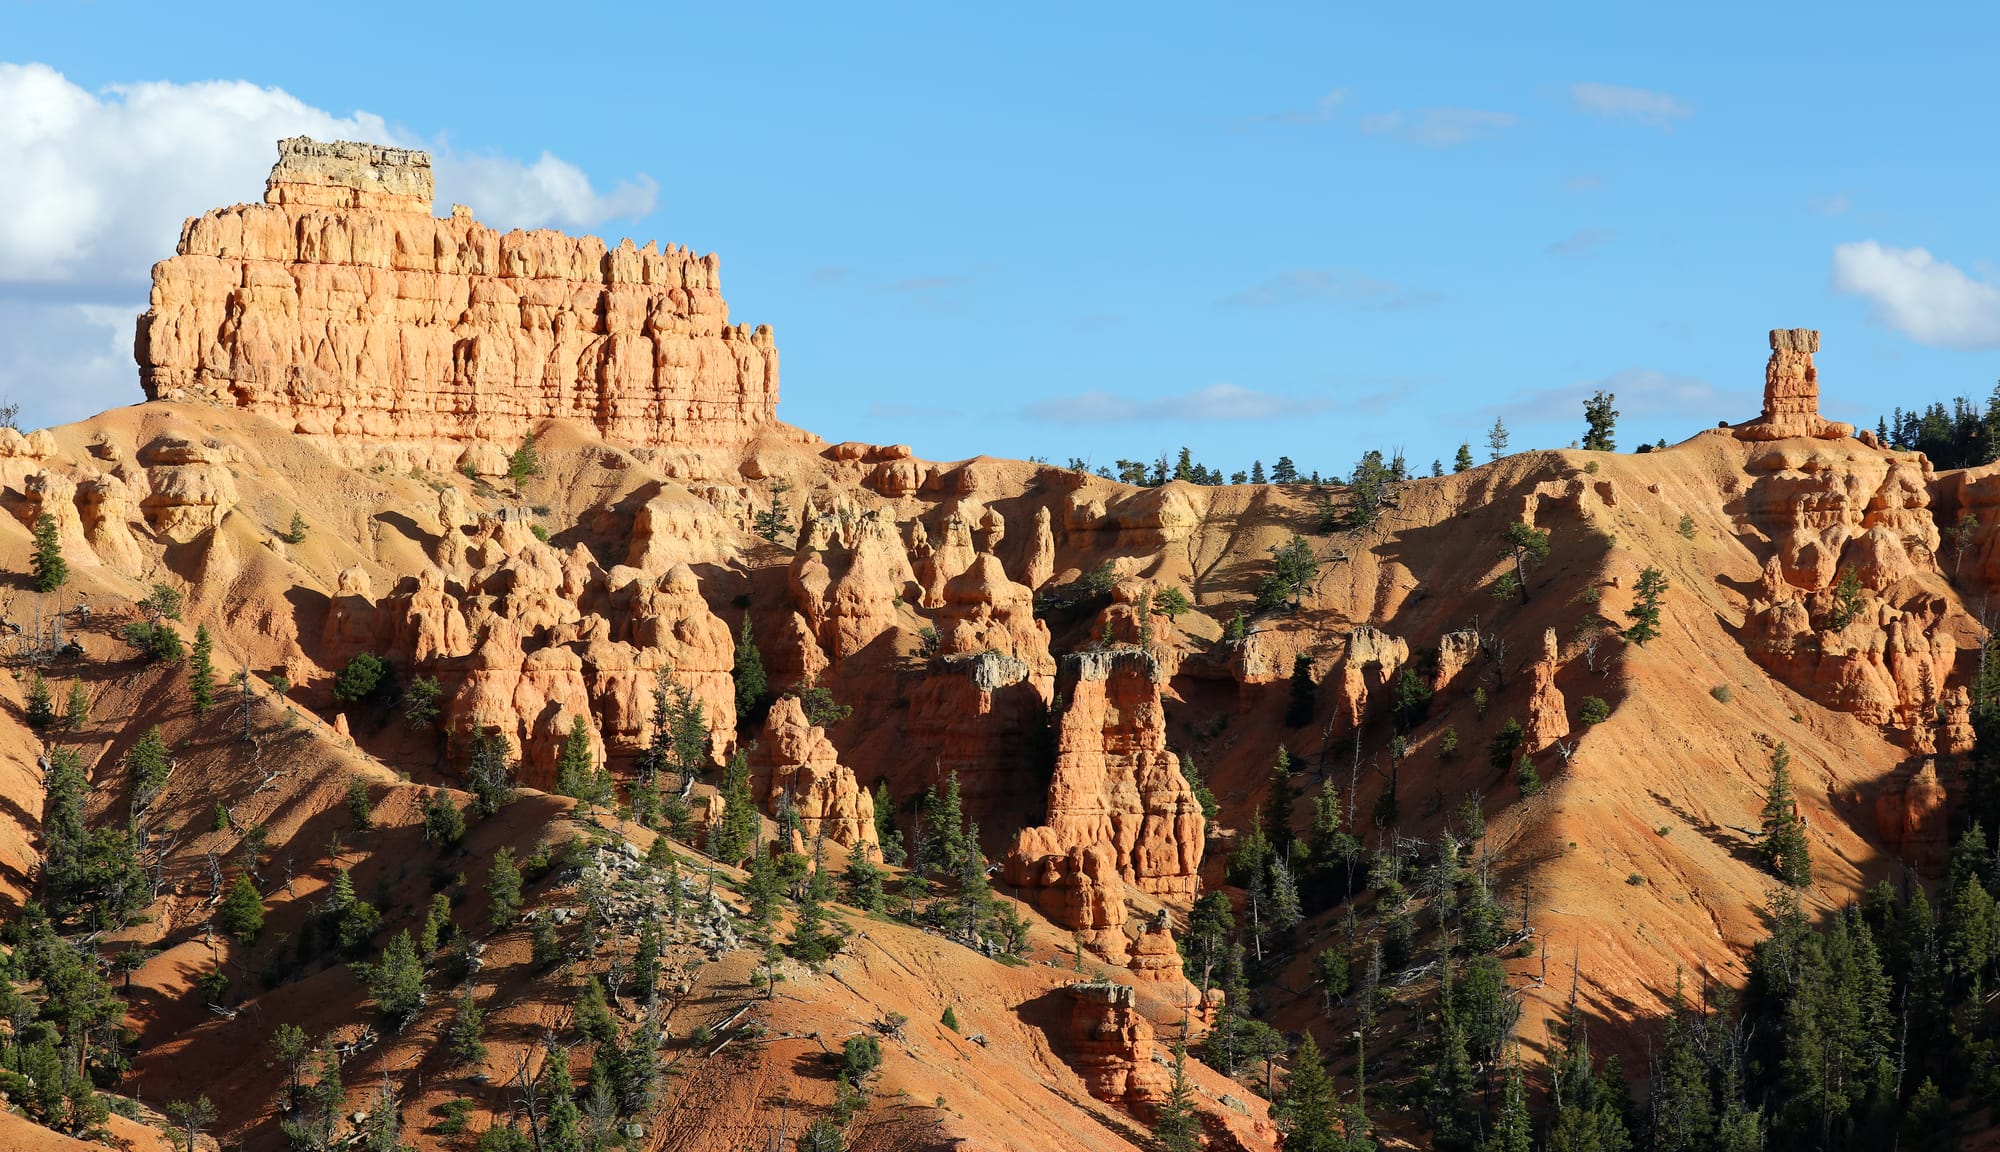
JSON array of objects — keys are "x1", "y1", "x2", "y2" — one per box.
[
  {"x1": 1006, "y1": 649, "x2": 1204, "y2": 905},
  {"x1": 1005, "y1": 841, "x2": 1129, "y2": 962},
  {"x1": 1063, "y1": 982, "x2": 1169, "y2": 1112},
  {"x1": 1735, "y1": 328, "x2": 1856, "y2": 442},
  {"x1": 1875, "y1": 760, "x2": 1950, "y2": 875},
  {"x1": 1335, "y1": 625, "x2": 1409, "y2": 734},
  {"x1": 1743, "y1": 441, "x2": 1937, "y2": 592},
  {"x1": 790, "y1": 502, "x2": 917, "y2": 664},
  {"x1": 136, "y1": 137, "x2": 781, "y2": 470},
  {"x1": 755, "y1": 695, "x2": 879, "y2": 850},
  {"x1": 1525, "y1": 628, "x2": 1569, "y2": 752},
  {"x1": 137, "y1": 436, "x2": 239, "y2": 540}
]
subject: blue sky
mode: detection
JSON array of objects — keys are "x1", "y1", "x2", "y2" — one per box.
[{"x1": 4, "y1": 1, "x2": 1996, "y2": 477}]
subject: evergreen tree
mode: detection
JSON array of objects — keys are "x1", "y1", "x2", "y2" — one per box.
[
  {"x1": 872, "y1": 779, "x2": 906, "y2": 865},
  {"x1": 423, "y1": 788, "x2": 465, "y2": 847},
  {"x1": 466, "y1": 728, "x2": 517, "y2": 818},
  {"x1": 1251, "y1": 460, "x2": 1268, "y2": 484},
  {"x1": 1454, "y1": 443, "x2": 1475, "y2": 473},
  {"x1": 219, "y1": 872, "x2": 264, "y2": 942},
  {"x1": 1489, "y1": 718, "x2": 1525, "y2": 773},
  {"x1": 1268, "y1": 859, "x2": 1303, "y2": 937},
  {"x1": 189, "y1": 624, "x2": 216, "y2": 714},
  {"x1": 844, "y1": 854, "x2": 885, "y2": 911},
  {"x1": 950, "y1": 826, "x2": 994, "y2": 944},
  {"x1": 575, "y1": 976, "x2": 617, "y2": 1045},
  {"x1": 24, "y1": 670, "x2": 53, "y2": 730},
  {"x1": 553, "y1": 713, "x2": 613, "y2": 808},
  {"x1": 1487, "y1": 417, "x2": 1511, "y2": 463},
  {"x1": 541, "y1": 1045, "x2": 585, "y2": 1152},
  {"x1": 1183, "y1": 890, "x2": 1235, "y2": 995},
  {"x1": 632, "y1": 918, "x2": 661, "y2": 1004},
  {"x1": 707, "y1": 750, "x2": 761, "y2": 866},
  {"x1": 486, "y1": 847, "x2": 523, "y2": 929},
  {"x1": 63, "y1": 678, "x2": 87, "y2": 732},
  {"x1": 447, "y1": 988, "x2": 487, "y2": 1066},
  {"x1": 732, "y1": 613, "x2": 768, "y2": 723},
  {"x1": 1279, "y1": 1033, "x2": 1339, "y2": 1152},
  {"x1": 1758, "y1": 743, "x2": 1812, "y2": 887},
  {"x1": 922, "y1": 772, "x2": 968, "y2": 875},
  {"x1": 1262, "y1": 748, "x2": 1297, "y2": 854},
  {"x1": 1651, "y1": 976, "x2": 1715, "y2": 1152},
  {"x1": 1499, "y1": 522, "x2": 1552, "y2": 604},
  {"x1": 1582, "y1": 390, "x2": 1619, "y2": 451},
  {"x1": 30, "y1": 512, "x2": 67, "y2": 592},
  {"x1": 1485, "y1": 1058, "x2": 1532, "y2": 1152},
  {"x1": 1272, "y1": 456, "x2": 1299, "y2": 484},
  {"x1": 1622, "y1": 567, "x2": 1668, "y2": 645},
  {"x1": 355, "y1": 930, "x2": 427, "y2": 1028}
]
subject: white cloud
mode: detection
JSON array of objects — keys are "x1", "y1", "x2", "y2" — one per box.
[
  {"x1": 433, "y1": 152, "x2": 656, "y2": 232},
  {"x1": 1358, "y1": 107, "x2": 1516, "y2": 147},
  {"x1": 1832, "y1": 240, "x2": 2000, "y2": 349},
  {"x1": 1222, "y1": 268, "x2": 1439, "y2": 310},
  {"x1": 0, "y1": 61, "x2": 658, "y2": 430},
  {"x1": 1569, "y1": 82, "x2": 1691, "y2": 128},
  {"x1": 1024, "y1": 383, "x2": 1331, "y2": 425}
]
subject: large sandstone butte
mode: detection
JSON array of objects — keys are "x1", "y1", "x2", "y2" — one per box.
[{"x1": 135, "y1": 137, "x2": 787, "y2": 472}]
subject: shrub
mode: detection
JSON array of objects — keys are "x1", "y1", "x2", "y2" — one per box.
[
  {"x1": 1710, "y1": 685, "x2": 1732, "y2": 703},
  {"x1": 1678, "y1": 514, "x2": 1696, "y2": 540},
  {"x1": 1626, "y1": 872, "x2": 1645, "y2": 886},
  {"x1": 283, "y1": 512, "x2": 308, "y2": 545},
  {"x1": 1579, "y1": 696, "x2": 1611, "y2": 725},
  {"x1": 506, "y1": 435, "x2": 541, "y2": 483},
  {"x1": 941, "y1": 1006, "x2": 959, "y2": 1032}
]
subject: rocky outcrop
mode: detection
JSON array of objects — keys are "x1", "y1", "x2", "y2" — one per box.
[
  {"x1": 1875, "y1": 760, "x2": 1950, "y2": 876},
  {"x1": 1734, "y1": 329, "x2": 1856, "y2": 442},
  {"x1": 1525, "y1": 628, "x2": 1569, "y2": 751},
  {"x1": 1063, "y1": 982, "x2": 1169, "y2": 1112},
  {"x1": 1006, "y1": 649, "x2": 1204, "y2": 906},
  {"x1": 1023, "y1": 505, "x2": 1057, "y2": 589},
  {"x1": 1335, "y1": 625, "x2": 1409, "y2": 733},
  {"x1": 76, "y1": 474, "x2": 145, "y2": 577},
  {"x1": 1743, "y1": 559, "x2": 1956, "y2": 728},
  {"x1": 1006, "y1": 842, "x2": 1130, "y2": 963},
  {"x1": 755, "y1": 696, "x2": 878, "y2": 851},
  {"x1": 137, "y1": 436, "x2": 238, "y2": 540},
  {"x1": 790, "y1": 502, "x2": 917, "y2": 664},
  {"x1": 136, "y1": 137, "x2": 784, "y2": 471}
]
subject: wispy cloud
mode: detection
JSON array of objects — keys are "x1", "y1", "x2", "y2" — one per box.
[
  {"x1": 1569, "y1": 82, "x2": 1691, "y2": 129},
  {"x1": 1808, "y1": 193, "x2": 1852, "y2": 216},
  {"x1": 1024, "y1": 383, "x2": 1331, "y2": 425},
  {"x1": 1563, "y1": 175, "x2": 1604, "y2": 193},
  {"x1": 1489, "y1": 368, "x2": 1749, "y2": 426},
  {"x1": 1546, "y1": 228, "x2": 1616, "y2": 257},
  {"x1": 1832, "y1": 240, "x2": 2000, "y2": 349},
  {"x1": 1239, "y1": 89, "x2": 1349, "y2": 127},
  {"x1": 1359, "y1": 107, "x2": 1517, "y2": 147},
  {"x1": 1222, "y1": 268, "x2": 1440, "y2": 310}
]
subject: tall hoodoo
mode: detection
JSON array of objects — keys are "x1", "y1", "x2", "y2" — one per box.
[
  {"x1": 136, "y1": 137, "x2": 783, "y2": 470},
  {"x1": 1735, "y1": 327, "x2": 1855, "y2": 442}
]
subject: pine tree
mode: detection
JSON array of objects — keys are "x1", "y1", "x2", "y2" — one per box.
[
  {"x1": 189, "y1": 624, "x2": 216, "y2": 714},
  {"x1": 732, "y1": 613, "x2": 768, "y2": 723},
  {"x1": 1623, "y1": 567, "x2": 1668, "y2": 645},
  {"x1": 1263, "y1": 748, "x2": 1296, "y2": 854},
  {"x1": 356, "y1": 929, "x2": 427, "y2": 1028},
  {"x1": 632, "y1": 919, "x2": 661, "y2": 1004},
  {"x1": 30, "y1": 512, "x2": 67, "y2": 592},
  {"x1": 423, "y1": 787, "x2": 465, "y2": 847},
  {"x1": 1758, "y1": 743, "x2": 1812, "y2": 887},
  {"x1": 219, "y1": 872, "x2": 264, "y2": 942},
  {"x1": 575, "y1": 976, "x2": 617, "y2": 1045},
  {"x1": 466, "y1": 729, "x2": 517, "y2": 818},
  {"x1": 1454, "y1": 443, "x2": 1475, "y2": 473},
  {"x1": 1269, "y1": 858, "x2": 1303, "y2": 936},
  {"x1": 923, "y1": 772, "x2": 968, "y2": 875},
  {"x1": 63, "y1": 678, "x2": 87, "y2": 731},
  {"x1": 486, "y1": 847, "x2": 523, "y2": 928},
  {"x1": 1487, "y1": 417, "x2": 1511, "y2": 463},
  {"x1": 707, "y1": 750, "x2": 761, "y2": 866},
  {"x1": 1582, "y1": 389, "x2": 1619, "y2": 451},
  {"x1": 1280, "y1": 1032, "x2": 1339, "y2": 1152},
  {"x1": 1485, "y1": 1058, "x2": 1532, "y2": 1152},
  {"x1": 1271, "y1": 456, "x2": 1298, "y2": 484},
  {"x1": 554, "y1": 713, "x2": 611, "y2": 807},
  {"x1": 24, "y1": 670, "x2": 54, "y2": 730},
  {"x1": 446, "y1": 988, "x2": 487, "y2": 1066},
  {"x1": 541, "y1": 1045, "x2": 586, "y2": 1152},
  {"x1": 872, "y1": 779, "x2": 906, "y2": 865},
  {"x1": 1251, "y1": 460, "x2": 1268, "y2": 484},
  {"x1": 950, "y1": 825, "x2": 994, "y2": 944}
]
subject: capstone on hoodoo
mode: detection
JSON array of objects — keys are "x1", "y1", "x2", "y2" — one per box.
[{"x1": 136, "y1": 137, "x2": 786, "y2": 472}]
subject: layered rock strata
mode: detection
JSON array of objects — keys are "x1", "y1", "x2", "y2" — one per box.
[{"x1": 136, "y1": 137, "x2": 782, "y2": 470}]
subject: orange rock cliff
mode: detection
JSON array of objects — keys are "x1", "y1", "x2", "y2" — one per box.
[{"x1": 136, "y1": 136, "x2": 792, "y2": 473}]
